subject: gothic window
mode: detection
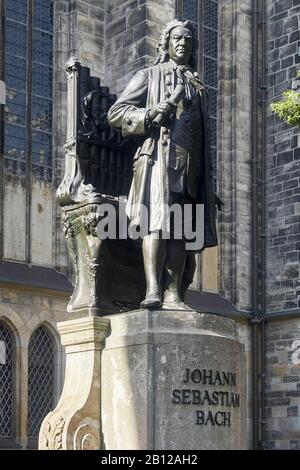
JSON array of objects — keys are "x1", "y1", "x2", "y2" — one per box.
[
  {"x1": 28, "y1": 325, "x2": 55, "y2": 439},
  {"x1": 178, "y1": 0, "x2": 219, "y2": 188},
  {"x1": 0, "y1": 322, "x2": 15, "y2": 439},
  {"x1": 3, "y1": 0, "x2": 53, "y2": 182},
  {"x1": 179, "y1": 0, "x2": 198, "y2": 22}
]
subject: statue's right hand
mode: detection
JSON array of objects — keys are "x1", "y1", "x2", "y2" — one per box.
[{"x1": 148, "y1": 100, "x2": 172, "y2": 121}]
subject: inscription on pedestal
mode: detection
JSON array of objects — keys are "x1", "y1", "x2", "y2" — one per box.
[
  {"x1": 172, "y1": 368, "x2": 240, "y2": 427},
  {"x1": 102, "y1": 311, "x2": 246, "y2": 449}
]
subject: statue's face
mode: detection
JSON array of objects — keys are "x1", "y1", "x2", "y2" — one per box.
[{"x1": 168, "y1": 26, "x2": 193, "y2": 65}]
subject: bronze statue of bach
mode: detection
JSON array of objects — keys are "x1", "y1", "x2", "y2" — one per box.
[{"x1": 108, "y1": 20, "x2": 218, "y2": 310}]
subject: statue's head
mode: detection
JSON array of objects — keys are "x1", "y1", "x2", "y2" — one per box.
[{"x1": 154, "y1": 19, "x2": 198, "y2": 68}]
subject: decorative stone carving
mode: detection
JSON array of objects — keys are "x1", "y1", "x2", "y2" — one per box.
[
  {"x1": 73, "y1": 423, "x2": 101, "y2": 450},
  {"x1": 39, "y1": 317, "x2": 110, "y2": 450},
  {"x1": 62, "y1": 204, "x2": 102, "y2": 315},
  {"x1": 39, "y1": 417, "x2": 65, "y2": 450}
]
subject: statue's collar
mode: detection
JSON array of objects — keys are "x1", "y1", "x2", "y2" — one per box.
[
  {"x1": 168, "y1": 59, "x2": 189, "y2": 72},
  {"x1": 167, "y1": 60, "x2": 205, "y2": 91}
]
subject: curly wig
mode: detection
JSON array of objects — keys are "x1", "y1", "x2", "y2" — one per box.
[{"x1": 154, "y1": 19, "x2": 198, "y2": 69}]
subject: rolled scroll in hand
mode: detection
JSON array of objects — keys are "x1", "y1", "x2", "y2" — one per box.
[{"x1": 152, "y1": 83, "x2": 185, "y2": 127}]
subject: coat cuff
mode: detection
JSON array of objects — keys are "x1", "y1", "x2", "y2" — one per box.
[{"x1": 122, "y1": 107, "x2": 149, "y2": 136}]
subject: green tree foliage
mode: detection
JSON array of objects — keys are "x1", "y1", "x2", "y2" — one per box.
[{"x1": 271, "y1": 71, "x2": 300, "y2": 128}]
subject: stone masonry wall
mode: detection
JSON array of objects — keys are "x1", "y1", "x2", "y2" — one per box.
[
  {"x1": 0, "y1": 287, "x2": 73, "y2": 447},
  {"x1": 265, "y1": 0, "x2": 300, "y2": 450},
  {"x1": 105, "y1": 0, "x2": 176, "y2": 95},
  {"x1": 237, "y1": 322, "x2": 253, "y2": 449},
  {"x1": 218, "y1": 0, "x2": 252, "y2": 311},
  {"x1": 265, "y1": 318, "x2": 300, "y2": 449},
  {"x1": 266, "y1": 0, "x2": 300, "y2": 312}
]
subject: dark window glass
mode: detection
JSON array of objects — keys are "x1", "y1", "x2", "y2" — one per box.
[
  {"x1": 5, "y1": 90, "x2": 27, "y2": 126},
  {"x1": 204, "y1": 26, "x2": 218, "y2": 58},
  {"x1": 32, "y1": 96, "x2": 52, "y2": 132},
  {"x1": 182, "y1": 0, "x2": 219, "y2": 188},
  {"x1": 4, "y1": 124, "x2": 26, "y2": 160},
  {"x1": 4, "y1": 0, "x2": 53, "y2": 182},
  {"x1": 6, "y1": 0, "x2": 27, "y2": 23},
  {"x1": 209, "y1": 116, "x2": 217, "y2": 148},
  {"x1": 32, "y1": 65, "x2": 53, "y2": 100},
  {"x1": 33, "y1": 29, "x2": 53, "y2": 67},
  {"x1": 0, "y1": 323, "x2": 15, "y2": 438},
  {"x1": 5, "y1": 159, "x2": 26, "y2": 177},
  {"x1": 32, "y1": 130, "x2": 52, "y2": 166},
  {"x1": 28, "y1": 326, "x2": 55, "y2": 438},
  {"x1": 203, "y1": 56, "x2": 218, "y2": 88},
  {"x1": 32, "y1": 165, "x2": 52, "y2": 182},
  {"x1": 32, "y1": 0, "x2": 53, "y2": 182},
  {"x1": 202, "y1": 0, "x2": 218, "y2": 187},
  {"x1": 206, "y1": 87, "x2": 217, "y2": 116},
  {"x1": 182, "y1": 0, "x2": 198, "y2": 24},
  {"x1": 5, "y1": 20, "x2": 27, "y2": 59},
  {"x1": 4, "y1": 56, "x2": 27, "y2": 92},
  {"x1": 204, "y1": 0, "x2": 218, "y2": 29},
  {"x1": 33, "y1": 0, "x2": 54, "y2": 31}
]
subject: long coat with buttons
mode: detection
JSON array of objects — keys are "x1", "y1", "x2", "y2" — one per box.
[{"x1": 107, "y1": 62, "x2": 217, "y2": 250}]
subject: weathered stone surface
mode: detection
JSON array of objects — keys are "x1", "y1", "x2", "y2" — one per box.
[
  {"x1": 275, "y1": 0, "x2": 293, "y2": 13},
  {"x1": 218, "y1": 0, "x2": 252, "y2": 311},
  {"x1": 265, "y1": 319, "x2": 300, "y2": 449},
  {"x1": 105, "y1": 0, "x2": 175, "y2": 94},
  {"x1": 128, "y1": 5, "x2": 146, "y2": 27},
  {"x1": 101, "y1": 310, "x2": 247, "y2": 450},
  {"x1": 39, "y1": 316, "x2": 110, "y2": 450},
  {"x1": 283, "y1": 15, "x2": 298, "y2": 34},
  {"x1": 266, "y1": 0, "x2": 300, "y2": 319},
  {"x1": 0, "y1": 287, "x2": 72, "y2": 448}
]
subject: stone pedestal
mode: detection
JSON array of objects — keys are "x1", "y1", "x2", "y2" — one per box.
[
  {"x1": 39, "y1": 316, "x2": 109, "y2": 450},
  {"x1": 101, "y1": 309, "x2": 246, "y2": 450}
]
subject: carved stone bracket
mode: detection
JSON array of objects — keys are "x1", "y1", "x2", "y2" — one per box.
[
  {"x1": 39, "y1": 316, "x2": 110, "y2": 450},
  {"x1": 62, "y1": 203, "x2": 105, "y2": 316}
]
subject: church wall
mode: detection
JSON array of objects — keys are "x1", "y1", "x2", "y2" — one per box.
[
  {"x1": 266, "y1": 0, "x2": 300, "y2": 313},
  {"x1": 237, "y1": 321, "x2": 253, "y2": 449},
  {"x1": 265, "y1": 318, "x2": 300, "y2": 449},
  {"x1": 105, "y1": 0, "x2": 176, "y2": 95},
  {"x1": 3, "y1": 180, "x2": 27, "y2": 261},
  {"x1": 218, "y1": 0, "x2": 253, "y2": 312},
  {"x1": 0, "y1": 286, "x2": 76, "y2": 448},
  {"x1": 264, "y1": 0, "x2": 300, "y2": 450},
  {"x1": 7, "y1": 0, "x2": 300, "y2": 451}
]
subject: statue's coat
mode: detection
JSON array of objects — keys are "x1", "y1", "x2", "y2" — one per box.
[{"x1": 108, "y1": 62, "x2": 217, "y2": 250}]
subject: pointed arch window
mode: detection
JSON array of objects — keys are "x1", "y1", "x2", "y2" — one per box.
[
  {"x1": 0, "y1": 322, "x2": 15, "y2": 439},
  {"x1": 28, "y1": 325, "x2": 55, "y2": 439}
]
